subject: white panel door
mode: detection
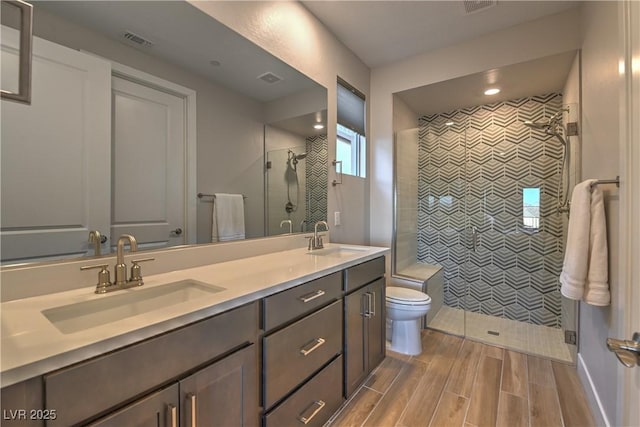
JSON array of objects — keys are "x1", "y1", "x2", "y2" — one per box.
[
  {"x1": 111, "y1": 77, "x2": 185, "y2": 250},
  {"x1": 1, "y1": 27, "x2": 111, "y2": 263}
]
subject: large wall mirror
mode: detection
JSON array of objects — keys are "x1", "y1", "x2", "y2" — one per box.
[{"x1": 0, "y1": 1, "x2": 328, "y2": 265}]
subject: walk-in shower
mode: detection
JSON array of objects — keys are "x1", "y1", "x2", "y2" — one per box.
[{"x1": 392, "y1": 92, "x2": 579, "y2": 364}]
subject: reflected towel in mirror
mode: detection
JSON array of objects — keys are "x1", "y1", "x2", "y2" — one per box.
[{"x1": 211, "y1": 193, "x2": 245, "y2": 242}]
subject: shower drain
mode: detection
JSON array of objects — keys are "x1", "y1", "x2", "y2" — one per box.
[{"x1": 487, "y1": 330, "x2": 500, "y2": 336}]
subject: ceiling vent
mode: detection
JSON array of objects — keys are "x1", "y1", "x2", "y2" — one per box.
[
  {"x1": 462, "y1": 0, "x2": 497, "y2": 14},
  {"x1": 257, "y1": 72, "x2": 283, "y2": 84},
  {"x1": 122, "y1": 31, "x2": 154, "y2": 48}
]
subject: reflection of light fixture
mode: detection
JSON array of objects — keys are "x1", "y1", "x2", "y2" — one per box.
[
  {"x1": 313, "y1": 123, "x2": 324, "y2": 130},
  {"x1": 445, "y1": 121, "x2": 454, "y2": 126},
  {"x1": 209, "y1": 60, "x2": 221, "y2": 67},
  {"x1": 484, "y1": 88, "x2": 500, "y2": 95}
]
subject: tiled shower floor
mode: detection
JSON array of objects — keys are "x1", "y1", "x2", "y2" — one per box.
[{"x1": 428, "y1": 306, "x2": 575, "y2": 363}]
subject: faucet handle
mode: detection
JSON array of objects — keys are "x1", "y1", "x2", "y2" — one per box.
[
  {"x1": 304, "y1": 236, "x2": 314, "y2": 250},
  {"x1": 80, "y1": 264, "x2": 112, "y2": 294},
  {"x1": 130, "y1": 258, "x2": 155, "y2": 285}
]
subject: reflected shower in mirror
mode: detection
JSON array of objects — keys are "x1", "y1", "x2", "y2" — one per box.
[
  {"x1": 0, "y1": 1, "x2": 327, "y2": 265},
  {"x1": 265, "y1": 109, "x2": 328, "y2": 236}
]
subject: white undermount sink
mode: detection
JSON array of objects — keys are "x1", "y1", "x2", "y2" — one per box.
[
  {"x1": 307, "y1": 246, "x2": 369, "y2": 258},
  {"x1": 42, "y1": 280, "x2": 226, "y2": 334}
]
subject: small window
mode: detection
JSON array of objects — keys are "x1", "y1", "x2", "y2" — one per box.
[
  {"x1": 523, "y1": 187, "x2": 540, "y2": 229},
  {"x1": 337, "y1": 78, "x2": 366, "y2": 177}
]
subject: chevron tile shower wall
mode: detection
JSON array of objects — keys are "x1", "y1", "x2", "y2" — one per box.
[
  {"x1": 305, "y1": 135, "x2": 328, "y2": 227},
  {"x1": 417, "y1": 93, "x2": 565, "y2": 328}
]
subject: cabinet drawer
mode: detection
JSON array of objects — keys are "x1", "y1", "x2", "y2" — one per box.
[
  {"x1": 264, "y1": 355, "x2": 344, "y2": 427},
  {"x1": 263, "y1": 300, "x2": 342, "y2": 408},
  {"x1": 263, "y1": 272, "x2": 341, "y2": 331},
  {"x1": 45, "y1": 302, "x2": 257, "y2": 426},
  {"x1": 344, "y1": 256, "x2": 385, "y2": 292}
]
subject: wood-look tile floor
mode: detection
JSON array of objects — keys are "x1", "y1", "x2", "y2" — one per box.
[{"x1": 327, "y1": 329, "x2": 595, "y2": 427}]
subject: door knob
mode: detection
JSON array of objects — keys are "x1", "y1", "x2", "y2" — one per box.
[
  {"x1": 172, "y1": 228, "x2": 183, "y2": 236},
  {"x1": 607, "y1": 332, "x2": 640, "y2": 368}
]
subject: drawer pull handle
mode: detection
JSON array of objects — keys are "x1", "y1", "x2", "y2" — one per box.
[
  {"x1": 364, "y1": 293, "x2": 373, "y2": 318},
  {"x1": 298, "y1": 400, "x2": 326, "y2": 425},
  {"x1": 300, "y1": 338, "x2": 326, "y2": 356},
  {"x1": 187, "y1": 393, "x2": 197, "y2": 427},
  {"x1": 166, "y1": 404, "x2": 177, "y2": 427},
  {"x1": 299, "y1": 289, "x2": 326, "y2": 303},
  {"x1": 370, "y1": 291, "x2": 376, "y2": 317}
]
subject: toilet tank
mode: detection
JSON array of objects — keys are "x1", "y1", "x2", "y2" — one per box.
[{"x1": 389, "y1": 266, "x2": 444, "y2": 327}]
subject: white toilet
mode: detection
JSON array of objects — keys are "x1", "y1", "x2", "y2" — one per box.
[{"x1": 386, "y1": 286, "x2": 432, "y2": 355}]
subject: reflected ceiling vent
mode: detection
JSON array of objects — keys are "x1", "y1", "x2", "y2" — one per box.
[
  {"x1": 122, "y1": 31, "x2": 154, "y2": 48},
  {"x1": 462, "y1": 0, "x2": 497, "y2": 14},
  {"x1": 257, "y1": 72, "x2": 283, "y2": 84}
]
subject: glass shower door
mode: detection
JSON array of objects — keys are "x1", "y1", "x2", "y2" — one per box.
[{"x1": 462, "y1": 95, "x2": 577, "y2": 363}]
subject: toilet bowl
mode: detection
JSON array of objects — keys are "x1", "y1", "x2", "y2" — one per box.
[{"x1": 386, "y1": 287, "x2": 431, "y2": 355}]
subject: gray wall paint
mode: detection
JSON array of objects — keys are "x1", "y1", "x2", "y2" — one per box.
[{"x1": 578, "y1": 2, "x2": 622, "y2": 424}]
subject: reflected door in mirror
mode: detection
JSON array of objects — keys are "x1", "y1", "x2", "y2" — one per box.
[
  {"x1": 1, "y1": 28, "x2": 111, "y2": 263},
  {"x1": 111, "y1": 76, "x2": 186, "y2": 251}
]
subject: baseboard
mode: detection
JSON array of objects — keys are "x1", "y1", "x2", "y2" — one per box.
[{"x1": 577, "y1": 353, "x2": 610, "y2": 427}]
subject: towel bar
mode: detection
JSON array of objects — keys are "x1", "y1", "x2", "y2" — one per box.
[
  {"x1": 197, "y1": 193, "x2": 247, "y2": 199},
  {"x1": 590, "y1": 176, "x2": 620, "y2": 189}
]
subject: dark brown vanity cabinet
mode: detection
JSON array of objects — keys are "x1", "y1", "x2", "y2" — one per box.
[
  {"x1": 42, "y1": 302, "x2": 259, "y2": 427},
  {"x1": 261, "y1": 272, "x2": 345, "y2": 427},
  {"x1": 344, "y1": 257, "x2": 386, "y2": 398}
]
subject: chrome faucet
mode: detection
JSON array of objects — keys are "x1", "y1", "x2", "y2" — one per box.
[
  {"x1": 88, "y1": 230, "x2": 103, "y2": 256},
  {"x1": 115, "y1": 234, "x2": 138, "y2": 286},
  {"x1": 280, "y1": 219, "x2": 293, "y2": 234},
  {"x1": 81, "y1": 233, "x2": 154, "y2": 293},
  {"x1": 309, "y1": 221, "x2": 329, "y2": 250}
]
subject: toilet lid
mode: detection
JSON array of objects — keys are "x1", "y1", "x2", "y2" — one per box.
[{"x1": 386, "y1": 287, "x2": 431, "y2": 305}]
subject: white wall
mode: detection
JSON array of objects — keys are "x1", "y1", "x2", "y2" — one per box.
[
  {"x1": 369, "y1": 9, "x2": 582, "y2": 252},
  {"x1": 30, "y1": 6, "x2": 267, "y2": 244},
  {"x1": 577, "y1": 2, "x2": 623, "y2": 425},
  {"x1": 188, "y1": 1, "x2": 371, "y2": 245}
]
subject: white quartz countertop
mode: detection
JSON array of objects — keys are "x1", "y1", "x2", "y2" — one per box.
[{"x1": 0, "y1": 244, "x2": 388, "y2": 387}]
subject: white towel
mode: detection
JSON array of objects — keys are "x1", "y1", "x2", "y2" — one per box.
[
  {"x1": 560, "y1": 180, "x2": 610, "y2": 306},
  {"x1": 211, "y1": 193, "x2": 245, "y2": 242}
]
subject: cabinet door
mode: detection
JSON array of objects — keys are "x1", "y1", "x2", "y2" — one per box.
[
  {"x1": 366, "y1": 279, "x2": 386, "y2": 371},
  {"x1": 180, "y1": 345, "x2": 258, "y2": 427},
  {"x1": 88, "y1": 384, "x2": 178, "y2": 427},
  {"x1": 344, "y1": 288, "x2": 367, "y2": 398}
]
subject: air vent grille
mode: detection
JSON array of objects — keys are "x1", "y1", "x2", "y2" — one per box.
[
  {"x1": 122, "y1": 31, "x2": 154, "y2": 48},
  {"x1": 257, "y1": 72, "x2": 283, "y2": 84},
  {"x1": 463, "y1": 0, "x2": 497, "y2": 14}
]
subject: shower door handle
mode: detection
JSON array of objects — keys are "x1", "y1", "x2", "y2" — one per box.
[{"x1": 471, "y1": 226, "x2": 479, "y2": 252}]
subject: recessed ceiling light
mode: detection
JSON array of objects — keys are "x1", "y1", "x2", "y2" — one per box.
[
  {"x1": 313, "y1": 124, "x2": 324, "y2": 130},
  {"x1": 445, "y1": 121, "x2": 455, "y2": 126},
  {"x1": 484, "y1": 88, "x2": 500, "y2": 96}
]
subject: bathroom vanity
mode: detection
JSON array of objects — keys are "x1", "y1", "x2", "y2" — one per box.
[{"x1": 0, "y1": 244, "x2": 387, "y2": 426}]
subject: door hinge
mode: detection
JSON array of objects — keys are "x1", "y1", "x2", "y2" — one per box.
[{"x1": 565, "y1": 330, "x2": 577, "y2": 345}]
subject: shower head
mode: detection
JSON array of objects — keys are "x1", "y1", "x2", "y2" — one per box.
[
  {"x1": 523, "y1": 120, "x2": 550, "y2": 130},
  {"x1": 523, "y1": 109, "x2": 567, "y2": 131},
  {"x1": 294, "y1": 152, "x2": 307, "y2": 160}
]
